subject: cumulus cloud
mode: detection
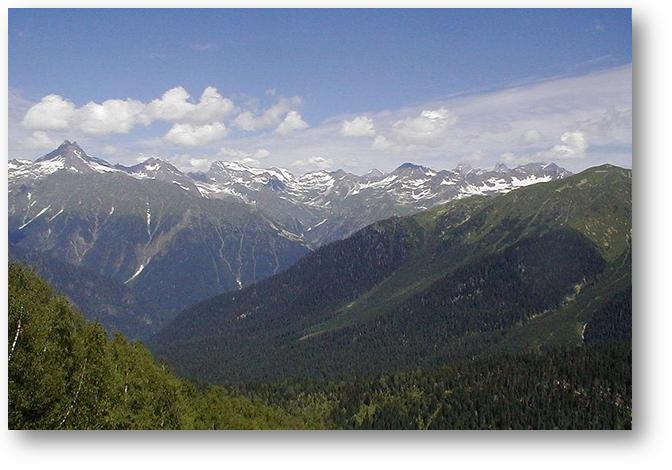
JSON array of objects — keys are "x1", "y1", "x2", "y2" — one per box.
[
  {"x1": 500, "y1": 152, "x2": 533, "y2": 166},
  {"x1": 77, "y1": 98, "x2": 148, "y2": 135},
  {"x1": 371, "y1": 135, "x2": 394, "y2": 151},
  {"x1": 183, "y1": 157, "x2": 212, "y2": 172},
  {"x1": 144, "y1": 87, "x2": 193, "y2": 122},
  {"x1": 22, "y1": 95, "x2": 76, "y2": 130},
  {"x1": 391, "y1": 107, "x2": 457, "y2": 146},
  {"x1": 341, "y1": 116, "x2": 375, "y2": 137},
  {"x1": 548, "y1": 130, "x2": 589, "y2": 158},
  {"x1": 292, "y1": 156, "x2": 333, "y2": 170},
  {"x1": 144, "y1": 86, "x2": 235, "y2": 124},
  {"x1": 233, "y1": 96, "x2": 304, "y2": 132},
  {"x1": 11, "y1": 66, "x2": 631, "y2": 173},
  {"x1": 275, "y1": 111, "x2": 309, "y2": 135},
  {"x1": 21, "y1": 86, "x2": 235, "y2": 137},
  {"x1": 218, "y1": 146, "x2": 271, "y2": 162},
  {"x1": 164, "y1": 122, "x2": 228, "y2": 146},
  {"x1": 22, "y1": 130, "x2": 59, "y2": 149}
]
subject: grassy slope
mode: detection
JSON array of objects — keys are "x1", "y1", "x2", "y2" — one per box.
[{"x1": 304, "y1": 164, "x2": 631, "y2": 341}]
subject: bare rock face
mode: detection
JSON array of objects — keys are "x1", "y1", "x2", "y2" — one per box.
[{"x1": 8, "y1": 141, "x2": 571, "y2": 338}]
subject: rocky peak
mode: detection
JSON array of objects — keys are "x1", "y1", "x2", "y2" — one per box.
[{"x1": 36, "y1": 140, "x2": 88, "y2": 163}]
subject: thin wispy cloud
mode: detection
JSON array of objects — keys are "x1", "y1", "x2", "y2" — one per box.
[
  {"x1": 188, "y1": 42, "x2": 219, "y2": 51},
  {"x1": 9, "y1": 65, "x2": 631, "y2": 175}
]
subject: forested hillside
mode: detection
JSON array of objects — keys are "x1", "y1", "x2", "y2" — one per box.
[
  {"x1": 8, "y1": 264, "x2": 304, "y2": 430},
  {"x1": 8, "y1": 263, "x2": 630, "y2": 430},
  {"x1": 241, "y1": 342, "x2": 631, "y2": 430},
  {"x1": 153, "y1": 165, "x2": 632, "y2": 384}
]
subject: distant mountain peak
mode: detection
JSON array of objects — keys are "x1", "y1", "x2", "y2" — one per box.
[
  {"x1": 36, "y1": 140, "x2": 88, "y2": 163},
  {"x1": 392, "y1": 162, "x2": 436, "y2": 177},
  {"x1": 454, "y1": 163, "x2": 473, "y2": 175},
  {"x1": 395, "y1": 162, "x2": 424, "y2": 171},
  {"x1": 130, "y1": 157, "x2": 181, "y2": 173}
]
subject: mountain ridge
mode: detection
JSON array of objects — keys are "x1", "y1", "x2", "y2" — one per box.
[
  {"x1": 11, "y1": 140, "x2": 573, "y2": 245},
  {"x1": 8, "y1": 140, "x2": 576, "y2": 339},
  {"x1": 151, "y1": 164, "x2": 631, "y2": 384}
]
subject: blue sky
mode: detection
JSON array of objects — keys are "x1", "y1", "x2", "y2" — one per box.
[{"x1": 9, "y1": 9, "x2": 632, "y2": 174}]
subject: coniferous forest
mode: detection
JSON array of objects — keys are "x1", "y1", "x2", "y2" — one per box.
[{"x1": 9, "y1": 262, "x2": 631, "y2": 430}]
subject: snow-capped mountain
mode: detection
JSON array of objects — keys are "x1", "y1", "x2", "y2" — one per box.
[
  {"x1": 122, "y1": 157, "x2": 199, "y2": 192},
  {"x1": 8, "y1": 141, "x2": 571, "y2": 336},
  {"x1": 9, "y1": 140, "x2": 120, "y2": 180},
  {"x1": 9, "y1": 141, "x2": 572, "y2": 247},
  {"x1": 180, "y1": 158, "x2": 571, "y2": 245},
  {"x1": 8, "y1": 141, "x2": 310, "y2": 338}
]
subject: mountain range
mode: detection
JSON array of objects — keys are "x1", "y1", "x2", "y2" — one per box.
[
  {"x1": 9, "y1": 140, "x2": 571, "y2": 338},
  {"x1": 151, "y1": 164, "x2": 631, "y2": 384},
  {"x1": 188, "y1": 157, "x2": 571, "y2": 246},
  {"x1": 9, "y1": 142, "x2": 308, "y2": 337}
]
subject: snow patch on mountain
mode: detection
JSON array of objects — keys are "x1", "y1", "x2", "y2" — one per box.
[{"x1": 19, "y1": 205, "x2": 51, "y2": 230}]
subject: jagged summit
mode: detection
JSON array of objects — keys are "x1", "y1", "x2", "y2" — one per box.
[
  {"x1": 10, "y1": 141, "x2": 574, "y2": 246},
  {"x1": 394, "y1": 162, "x2": 432, "y2": 172},
  {"x1": 126, "y1": 157, "x2": 181, "y2": 174},
  {"x1": 454, "y1": 163, "x2": 473, "y2": 176},
  {"x1": 493, "y1": 162, "x2": 509, "y2": 173},
  {"x1": 123, "y1": 157, "x2": 197, "y2": 191},
  {"x1": 36, "y1": 140, "x2": 88, "y2": 162}
]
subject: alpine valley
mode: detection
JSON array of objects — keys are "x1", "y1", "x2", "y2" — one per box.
[
  {"x1": 8, "y1": 142, "x2": 632, "y2": 430},
  {"x1": 9, "y1": 141, "x2": 570, "y2": 338}
]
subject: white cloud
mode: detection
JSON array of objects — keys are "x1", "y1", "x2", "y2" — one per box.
[
  {"x1": 464, "y1": 151, "x2": 485, "y2": 162},
  {"x1": 22, "y1": 131, "x2": 59, "y2": 149},
  {"x1": 341, "y1": 116, "x2": 375, "y2": 137},
  {"x1": 21, "y1": 86, "x2": 235, "y2": 137},
  {"x1": 144, "y1": 87, "x2": 193, "y2": 122},
  {"x1": 500, "y1": 152, "x2": 533, "y2": 165},
  {"x1": 255, "y1": 148, "x2": 271, "y2": 159},
  {"x1": 10, "y1": 66, "x2": 631, "y2": 173},
  {"x1": 371, "y1": 135, "x2": 394, "y2": 151},
  {"x1": 522, "y1": 129, "x2": 543, "y2": 144},
  {"x1": 292, "y1": 156, "x2": 333, "y2": 170},
  {"x1": 233, "y1": 96, "x2": 303, "y2": 132},
  {"x1": 77, "y1": 98, "x2": 148, "y2": 135},
  {"x1": 144, "y1": 86, "x2": 235, "y2": 124},
  {"x1": 218, "y1": 146, "x2": 271, "y2": 161},
  {"x1": 102, "y1": 145, "x2": 118, "y2": 155},
  {"x1": 164, "y1": 122, "x2": 228, "y2": 146},
  {"x1": 185, "y1": 157, "x2": 212, "y2": 172},
  {"x1": 275, "y1": 111, "x2": 309, "y2": 135},
  {"x1": 188, "y1": 87, "x2": 236, "y2": 123},
  {"x1": 22, "y1": 95, "x2": 76, "y2": 130},
  {"x1": 548, "y1": 130, "x2": 589, "y2": 158},
  {"x1": 391, "y1": 107, "x2": 457, "y2": 146}
]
